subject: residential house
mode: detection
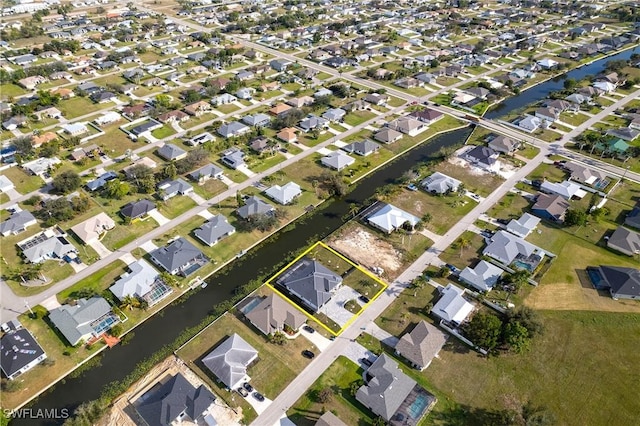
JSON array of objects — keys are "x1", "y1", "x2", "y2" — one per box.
[
  {"x1": 606, "y1": 128, "x2": 639, "y2": 142},
  {"x1": 459, "y1": 260, "x2": 503, "y2": 292},
  {"x1": 537, "y1": 58, "x2": 558, "y2": 69},
  {"x1": 395, "y1": 320, "x2": 447, "y2": 371},
  {"x1": 287, "y1": 96, "x2": 314, "y2": 108},
  {"x1": 62, "y1": 122, "x2": 89, "y2": 137},
  {"x1": 18, "y1": 228, "x2": 77, "y2": 264},
  {"x1": 194, "y1": 215, "x2": 235, "y2": 247},
  {"x1": 374, "y1": 128, "x2": 403, "y2": 144},
  {"x1": 322, "y1": 108, "x2": 347, "y2": 122},
  {"x1": 276, "y1": 257, "x2": 342, "y2": 312},
  {"x1": 387, "y1": 117, "x2": 427, "y2": 137},
  {"x1": 48, "y1": 297, "x2": 120, "y2": 346},
  {"x1": 187, "y1": 132, "x2": 214, "y2": 147},
  {"x1": 506, "y1": 213, "x2": 540, "y2": 238},
  {"x1": 366, "y1": 203, "x2": 419, "y2": 234},
  {"x1": 157, "y1": 178, "x2": 193, "y2": 200},
  {"x1": 624, "y1": 202, "x2": 640, "y2": 230},
  {"x1": 463, "y1": 146, "x2": 499, "y2": 170},
  {"x1": 540, "y1": 180, "x2": 587, "y2": 200},
  {"x1": 71, "y1": 212, "x2": 116, "y2": 244},
  {"x1": 236, "y1": 196, "x2": 275, "y2": 220},
  {"x1": 483, "y1": 230, "x2": 544, "y2": 267},
  {"x1": 120, "y1": 200, "x2": 156, "y2": 221},
  {"x1": 202, "y1": 333, "x2": 258, "y2": 389},
  {"x1": 607, "y1": 226, "x2": 640, "y2": 256},
  {"x1": 364, "y1": 93, "x2": 389, "y2": 106},
  {"x1": 18, "y1": 76, "x2": 48, "y2": 90},
  {"x1": 0, "y1": 323, "x2": 47, "y2": 380},
  {"x1": 86, "y1": 171, "x2": 117, "y2": 192},
  {"x1": 242, "y1": 113, "x2": 271, "y2": 128},
  {"x1": 134, "y1": 373, "x2": 216, "y2": 426},
  {"x1": 32, "y1": 132, "x2": 58, "y2": 147},
  {"x1": 0, "y1": 175, "x2": 14, "y2": 193},
  {"x1": 518, "y1": 116, "x2": 542, "y2": 132},
  {"x1": 211, "y1": 93, "x2": 237, "y2": 106},
  {"x1": 245, "y1": 293, "x2": 307, "y2": 336},
  {"x1": 270, "y1": 59, "x2": 291, "y2": 72},
  {"x1": 158, "y1": 110, "x2": 189, "y2": 124},
  {"x1": 0, "y1": 210, "x2": 37, "y2": 236},
  {"x1": 341, "y1": 140, "x2": 380, "y2": 157},
  {"x1": 94, "y1": 111, "x2": 122, "y2": 126},
  {"x1": 591, "y1": 266, "x2": 640, "y2": 300},
  {"x1": 433, "y1": 283, "x2": 475, "y2": 326},
  {"x1": 110, "y1": 257, "x2": 171, "y2": 304},
  {"x1": 150, "y1": 237, "x2": 209, "y2": 276},
  {"x1": 488, "y1": 135, "x2": 520, "y2": 154},
  {"x1": 90, "y1": 91, "x2": 117, "y2": 104},
  {"x1": 157, "y1": 144, "x2": 187, "y2": 161},
  {"x1": 394, "y1": 77, "x2": 422, "y2": 89},
  {"x1": 264, "y1": 182, "x2": 302, "y2": 205},
  {"x1": 409, "y1": 109, "x2": 444, "y2": 125},
  {"x1": 531, "y1": 193, "x2": 570, "y2": 222},
  {"x1": 269, "y1": 103, "x2": 292, "y2": 117},
  {"x1": 3, "y1": 116, "x2": 27, "y2": 131},
  {"x1": 356, "y1": 354, "x2": 435, "y2": 424},
  {"x1": 316, "y1": 412, "x2": 347, "y2": 426},
  {"x1": 535, "y1": 107, "x2": 560, "y2": 123},
  {"x1": 420, "y1": 172, "x2": 461, "y2": 194},
  {"x1": 218, "y1": 121, "x2": 250, "y2": 138},
  {"x1": 321, "y1": 151, "x2": 355, "y2": 171},
  {"x1": 188, "y1": 164, "x2": 223, "y2": 183},
  {"x1": 277, "y1": 127, "x2": 298, "y2": 143},
  {"x1": 299, "y1": 115, "x2": 329, "y2": 132},
  {"x1": 249, "y1": 137, "x2": 274, "y2": 154},
  {"x1": 22, "y1": 157, "x2": 61, "y2": 177},
  {"x1": 236, "y1": 87, "x2": 255, "y2": 100},
  {"x1": 184, "y1": 100, "x2": 211, "y2": 117},
  {"x1": 220, "y1": 148, "x2": 246, "y2": 169}
]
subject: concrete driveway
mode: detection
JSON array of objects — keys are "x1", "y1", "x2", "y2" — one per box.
[
  {"x1": 148, "y1": 209, "x2": 169, "y2": 226},
  {"x1": 340, "y1": 340, "x2": 378, "y2": 368},
  {"x1": 242, "y1": 389, "x2": 272, "y2": 415},
  {"x1": 318, "y1": 286, "x2": 362, "y2": 327},
  {"x1": 89, "y1": 240, "x2": 112, "y2": 259},
  {"x1": 300, "y1": 327, "x2": 332, "y2": 352}
]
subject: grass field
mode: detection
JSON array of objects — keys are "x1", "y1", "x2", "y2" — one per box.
[
  {"x1": 433, "y1": 160, "x2": 504, "y2": 197},
  {"x1": 438, "y1": 231, "x2": 486, "y2": 271},
  {"x1": 287, "y1": 356, "x2": 374, "y2": 426},
  {"x1": 0, "y1": 166, "x2": 43, "y2": 194},
  {"x1": 423, "y1": 311, "x2": 640, "y2": 426},
  {"x1": 157, "y1": 196, "x2": 197, "y2": 219}
]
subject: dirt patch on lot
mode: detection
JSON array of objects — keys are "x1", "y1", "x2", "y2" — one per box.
[{"x1": 328, "y1": 226, "x2": 402, "y2": 273}]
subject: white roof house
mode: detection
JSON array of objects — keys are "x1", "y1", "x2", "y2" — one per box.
[
  {"x1": 0, "y1": 175, "x2": 14, "y2": 192},
  {"x1": 420, "y1": 172, "x2": 461, "y2": 194},
  {"x1": 366, "y1": 203, "x2": 419, "y2": 234},
  {"x1": 62, "y1": 122, "x2": 89, "y2": 136},
  {"x1": 320, "y1": 151, "x2": 355, "y2": 171},
  {"x1": 94, "y1": 111, "x2": 121, "y2": 126},
  {"x1": 506, "y1": 213, "x2": 541, "y2": 238},
  {"x1": 22, "y1": 157, "x2": 61, "y2": 177},
  {"x1": 432, "y1": 284, "x2": 474, "y2": 325},
  {"x1": 109, "y1": 259, "x2": 172, "y2": 307},
  {"x1": 202, "y1": 333, "x2": 258, "y2": 390},
  {"x1": 264, "y1": 181, "x2": 301, "y2": 205},
  {"x1": 458, "y1": 261, "x2": 503, "y2": 292},
  {"x1": 540, "y1": 180, "x2": 587, "y2": 200}
]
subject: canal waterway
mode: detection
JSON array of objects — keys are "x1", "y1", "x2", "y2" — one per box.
[{"x1": 18, "y1": 44, "x2": 639, "y2": 425}]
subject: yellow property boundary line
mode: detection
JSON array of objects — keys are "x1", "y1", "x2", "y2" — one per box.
[{"x1": 265, "y1": 241, "x2": 387, "y2": 336}]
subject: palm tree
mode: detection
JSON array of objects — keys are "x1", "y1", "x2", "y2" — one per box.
[
  {"x1": 411, "y1": 276, "x2": 426, "y2": 297},
  {"x1": 119, "y1": 296, "x2": 137, "y2": 311},
  {"x1": 348, "y1": 203, "x2": 359, "y2": 219},
  {"x1": 458, "y1": 237, "x2": 470, "y2": 258}
]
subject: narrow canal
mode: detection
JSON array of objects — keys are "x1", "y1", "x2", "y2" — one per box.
[{"x1": 19, "y1": 43, "x2": 639, "y2": 425}]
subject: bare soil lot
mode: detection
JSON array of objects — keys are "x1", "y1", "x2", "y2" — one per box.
[{"x1": 327, "y1": 226, "x2": 402, "y2": 274}]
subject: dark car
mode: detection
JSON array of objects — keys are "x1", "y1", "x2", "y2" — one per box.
[
  {"x1": 243, "y1": 382, "x2": 253, "y2": 392},
  {"x1": 360, "y1": 358, "x2": 373, "y2": 367},
  {"x1": 237, "y1": 387, "x2": 249, "y2": 397},
  {"x1": 302, "y1": 350, "x2": 315, "y2": 359},
  {"x1": 358, "y1": 295, "x2": 370, "y2": 304},
  {"x1": 253, "y1": 392, "x2": 265, "y2": 402},
  {"x1": 279, "y1": 148, "x2": 288, "y2": 153},
  {"x1": 303, "y1": 325, "x2": 315, "y2": 334}
]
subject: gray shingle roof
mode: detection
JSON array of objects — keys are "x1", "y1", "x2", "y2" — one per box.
[
  {"x1": 395, "y1": 320, "x2": 447, "y2": 370},
  {"x1": 276, "y1": 257, "x2": 342, "y2": 311},
  {"x1": 157, "y1": 143, "x2": 186, "y2": 161},
  {"x1": 245, "y1": 293, "x2": 307, "y2": 336},
  {"x1": 48, "y1": 297, "x2": 114, "y2": 345},
  {"x1": 0, "y1": 210, "x2": 36, "y2": 236},
  {"x1": 202, "y1": 333, "x2": 258, "y2": 389},
  {"x1": 150, "y1": 237, "x2": 207, "y2": 274},
  {"x1": 607, "y1": 226, "x2": 640, "y2": 256},
  {"x1": 120, "y1": 199, "x2": 156, "y2": 219},
  {"x1": 355, "y1": 354, "x2": 416, "y2": 421},
  {"x1": 0, "y1": 328, "x2": 46, "y2": 379},
  {"x1": 598, "y1": 266, "x2": 640, "y2": 298},
  {"x1": 236, "y1": 196, "x2": 274, "y2": 219},
  {"x1": 135, "y1": 373, "x2": 216, "y2": 426},
  {"x1": 194, "y1": 215, "x2": 235, "y2": 246}
]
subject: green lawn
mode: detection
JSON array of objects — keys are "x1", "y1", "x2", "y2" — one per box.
[
  {"x1": 57, "y1": 97, "x2": 108, "y2": 119},
  {"x1": 487, "y1": 192, "x2": 532, "y2": 221},
  {"x1": 343, "y1": 110, "x2": 377, "y2": 127},
  {"x1": 177, "y1": 310, "x2": 319, "y2": 424},
  {"x1": 424, "y1": 311, "x2": 640, "y2": 426},
  {"x1": 190, "y1": 178, "x2": 228, "y2": 200},
  {"x1": 56, "y1": 260, "x2": 127, "y2": 303},
  {"x1": 433, "y1": 160, "x2": 504, "y2": 197},
  {"x1": 376, "y1": 282, "x2": 440, "y2": 338},
  {"x1": 439, "y1": 231, "x2": 486, "y2": 270},
  {"x1": 344, "y1": 149, "x2": 396, "y2": 184},
  {"x1": 100, "y1": 217, "x2": 158, "y2": 250},
  {"x1": 89, "y1": 123, "x2": 138, "y2": 157},
  {"x1": 157, "y1": 196, "x2": 197, "y2": 219},
  {"x1": 287, "y1": 356, "x2": 374, "y2": 426},
  {"x1": 517, "y1": 144, "x2": 540, "y2": 160},
  {"x1": 0, "y1": 83, "x2": 28, "y2": 98},
  {"x1": 0, "y1": 166, "x2": 43, "y2": 194},
  {"x1": 248, "y1": 153, "x2": 286, "y2": 173},
  {"x1": 151, "y1": 125, "x2": 177, "y2": 140},
  {"x1": 389, "y1": 187, "x2": 477, "y2": 235}
]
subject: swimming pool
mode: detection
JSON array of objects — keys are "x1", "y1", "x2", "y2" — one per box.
[
  {"x1": 587, "y1": 268, "x2": 606, "y2": 289},
  {"x1": 408, "y1": 393, "x2": 430, "y2": 420},
  {"x1": 512, "y1": 260, "x2": 534, "y2": 272}
]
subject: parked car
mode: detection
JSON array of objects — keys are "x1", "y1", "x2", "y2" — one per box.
[
  {"x1": 237, "y1": 387, "x2": 249, "y2": 397},
  {"x1": 302, "y1": 350, "x2": 315, "y2": 359},
  {"x1": 406, "y1": 183, "x2": 418, "y2": 191},
  {"x1": 243, "y1": 382, "x2": 253, "y2": 393},
  {"x1": 360, "y1": 358, "x2": 373, "y2": 367},
  {"x1": 303, "y1": 325, "x2": 315, "y2": 334},
  {"x1": 253, "y1": 392, "x2": 265, "y2": 402},
  {"x1": 358, "y1": 295, "x2": 370, "y2": 304}
]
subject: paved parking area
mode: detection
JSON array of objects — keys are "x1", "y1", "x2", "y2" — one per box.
[
  {"x1": 340, "y1": 340, "x2": 378, "y2": 368},
  {"x1": 241, "y1": 388, "x2": 272, "y2": 414},
  {"x1": 140, "y1": 240, "x2": 159, "y2": 253},
  {"x1": 89, "y1": 240, "x2": 112, "y2": 259},
  {"x1": 300, "y1": 326, "x2": 332, "y2": 352},
  {"x1": 318, "y1": 286, "x2": 362, "y2": 327}
]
